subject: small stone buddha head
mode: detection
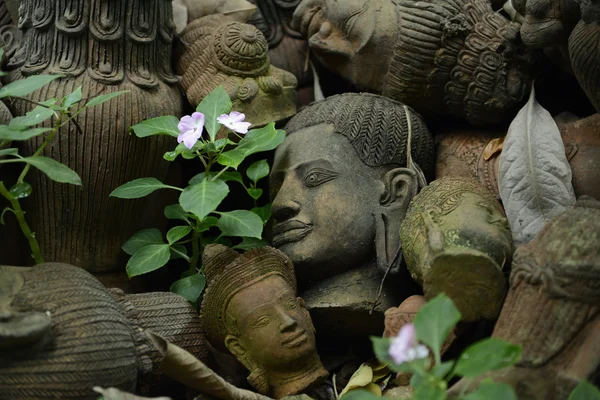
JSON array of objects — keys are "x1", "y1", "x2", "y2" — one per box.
[
  {"x1": 399, "y1": 178, "x2": 514, "y2": 321},
  {"x1": 200, "y1": 245, "x2": 328, "y2": 399},
  {"x1": 176, "y1": 14, "x2": 298, "y2": 126},
  {"x1": 270, "y1": 93, "x2": 435, "y2": 282}
]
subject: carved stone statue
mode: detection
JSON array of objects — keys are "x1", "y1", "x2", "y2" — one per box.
[
  {"x1": 450, "y1": 197, "x2": 600, "y2": 399},
  {"x1": 569, "y1": 0, "x2": 600, "y2": 112},
  {"x1": 5, "y1": 0, "x2": 183, "y2": 271},
  {"x1": 512, "y1": 0, "x2": 581, "y2": 49},
  {"x1": 399, "y1": 178, "x2": 513, "y2": 322},
  {"x1": 0, "y1": 263, "x2": 207, "y2": 399},
  {"x1": 247, "y1": 0, "x2": 312, "y2": 101},
  {"x1": 200, "y1": 245, "x2": 328, "y2": 399},
  {"x1": 270, "y1": 93, "x2": 435, "y2": 338},
  {"x1": 176, "y1": 14, "x2": 297, "y2": 126},
  {"x1": 291, "y1": 0, "x2": 532, "y2": 125}
]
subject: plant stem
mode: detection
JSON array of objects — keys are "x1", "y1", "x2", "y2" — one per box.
[
  {"x1": 170, "y1": 245, "x2": 191, "y2": 262},
  {"x1": 0, "y1": 181, "x2": 44, "y2": 264},
  {"x1": 189, "y1": 229, "x2": 200, "y2": 273},
  {"x1": 211, "y1": 166, "x2": 229, "y2": 181},
  {"x1": 17, "y1": 113, "x2": 63, "y2": 184}
]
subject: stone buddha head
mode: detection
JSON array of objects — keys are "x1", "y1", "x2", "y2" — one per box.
[
  {"x1": 399, "y1": 178, "x2": 513, "y2": 321},
  {"x1": 200, "y1": 245, "x2": 328, "y2": 399},
  {"x1": 291, "y1": 0, "x2": 532, "y2": 125},
  {"x1": 176, "y1": 14, "x2": 298, "y2": 126},
  {"x1": 270, "y1": 93, "x2": 435, "y2": 284}
]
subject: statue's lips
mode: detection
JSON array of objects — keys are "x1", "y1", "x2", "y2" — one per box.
[
  {"x1": 272, "y1": 221, "x2": 313, "y2": 247},
  {"x1": 281, "y1": 329, "x2": 307, "y2": 348}
]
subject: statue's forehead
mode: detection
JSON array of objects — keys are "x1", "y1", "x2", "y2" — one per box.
[{"x1": 274, "y1": 123, "x2": 356, "y2": 168}]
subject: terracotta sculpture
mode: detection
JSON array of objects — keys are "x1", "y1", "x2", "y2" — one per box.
[
  {"x1": 291, "y1": 0, "x2": 532, "y2": 125},
  {"x1": 5, "y1": 0, "x2": 183, "y2": 271},
  {"x1": 399, "y1": 178, "x2": 513, "y2": 322},
  {"x1": 200, "y1": 245, "x2": 328, "y2": 399},
  {"x1": 436, "y1": 114, "x2": 600, "y2": 201},
  {"x1": 450, "y1": 197, "x2": 600, "y2": 399},
  {"x1": 512, "y1": 0, "x2": 581, "y2": 49},
  {"x1": 176, "y1": 14, "x2": 297, "y2": 126},
  {"x1": 0, "y1": 263, "x2": 207, "y2": 399},
  {"x1": 569, "y1": 0, "x2": 600, "y2": 112},
  {"x1": 270, "y1": 93, "x2": 435, "y2": 338},
  {"x1": 247, "y1": 0, "x2": 313, "y2": 104}
]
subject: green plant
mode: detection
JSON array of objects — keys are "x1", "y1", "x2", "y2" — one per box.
[
  {"x1": 342, "y1": 293, "x2": 600, "y2": 400},
  {"x1": 110, "y1": 86, "x2": 284, "y2": 305},
  {"x1": 0, "y1": 51, "x2": 127, "y2": 263}
]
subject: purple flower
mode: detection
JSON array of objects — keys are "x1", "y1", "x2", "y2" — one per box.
[
  {"x1": 178, "y1": 112, "x2": 205, "y2": 149},
  {"x1": 217, "y1": 111, "x2": 251, "y2": 134},
  {"x1": 388, "y1": 324, "x2": 429, "y2": 364}
]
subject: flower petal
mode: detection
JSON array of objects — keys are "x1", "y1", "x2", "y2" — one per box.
[
  {"x1": 231, "y1": 121, "x2": 251, "y2": 134},
  {"x1": 228, "y1": 111, "x2": 246, "y2": 123},
  {"x1": 191, "y1": 112, "x2": 205, "y2": 125},
  {"x1": 177, "y1": 128, "x2": 201, "y2": 149},
  {"x1": 178, "y1": 115, "x2": 196, "y2": 133},
  {"x1": 217, "y1": 114, "x2": 231, "y2": 126}
]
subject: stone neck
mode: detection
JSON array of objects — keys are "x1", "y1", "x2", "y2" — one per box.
[
  {"x1": 267, "y1": 353, "x2": 329, "y2": 399},
  {"x1": 299, "y1": 263, "x2": 414, "y2": 340}
]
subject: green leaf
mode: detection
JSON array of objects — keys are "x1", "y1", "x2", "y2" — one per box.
[
  {"x1": 569, "y1": 381, "x2": 600, "y2": 400},
  {"x1": 414, "y1": 293, "x2": 461, "y2": 363},
  {"x1": 10, "y1": 105, "x2": 55, "y2": 128},
  {"x1": 170, "y1": 274, "x2": 206, "y2": 305},
  {"x1": 205, "y1": 138, "x2": 228, "y2": 153},
  {"x1": 189, "y1": 171, "x2": 244, "y2": 186},
  {"x1": 86, "y1": 90, "x2": 129, "y2": 108},
  {"x1": 122, "y1": 228, "x2": 165, "y2": 256},
  {"x1": 0, "y1": 126, "x2": 52, "y2": 141},
  {"x1": 198, "y1": 216, "x2": 219, "y2": 232},
  {"x1": 247, "y1": 188, "x2": 263, "y2": 200},
  {"x1": 110, "y1": 177, "x2": 177, "y2": 199},
  {"x1": 0, "y1": 75, "x2": 62, "y2": 98},
  {"x1": 0, "y1": 148, "x2": 18, "y2": 157},
  {"x1": 24, "y1": 156, "x2": 82, "y2": 185},
  {"x1": 62, "y1": 87, "x2": 82, "y2": 109},
  {"x1": 167, "y1": 226, "x2": 192, "y2": 244},
  {"x1": 454, "y1": 338, "x2": 522, "y2": 378},
  {"x1": 164, "y1": 204, "x2": 189, "y2": 222},
  {"x1": 340, "y1": 390, "x2": 384, "y2": 400},
  {"x1": 126, "y1": 244, "x2": 171, "y2": 278},
  {"x1": 131, "y1": 115, "x2": 181, "y2": 138},
  {"x1": 196, "y1": 85, "x2": 232, "y2": 141},
  {"x1": 251, "y1": 204, "x2": 271, "y2": 224},
  {"x1": 247, "y1": 159, "x2": 270, "y2": 183},
  {"x1": 217, "y1": 124, "x2": 285, "y2": 169},
  {"x1": 217, "y1": 210, "x2": 263, "y2": 238},
  {"x1": 0, "y1": 207, "x2": 15, "y2": 225},
  {"x1": 431, "y1": 361, "x2": 454, "y2": 379},
  {"x1": 233, "y1": 237, "x2": 269, "y2": 251},
  {"x1": 464, "y1": 381, "x2": 517, "y2": 400},
  {"x1": 170, "y1": 244, "x2": 188, "y2": 260},
  {"x1": 9, "y1": 182, "x2": 32, "y2": 199},
  {"x1": 179, "y1": 180, "x2": 229, "y2": 220},
  {"x1": 412, "y1": 382, "x2": 446, "y2": 400}
]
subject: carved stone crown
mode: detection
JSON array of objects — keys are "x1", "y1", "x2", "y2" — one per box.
[{"x1": 213, "y1": 22, "x2": 270, "y2": 77}]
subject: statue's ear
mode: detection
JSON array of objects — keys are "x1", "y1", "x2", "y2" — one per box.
[
  {"x1": 375, "y1": 168, "x2": 418, "y2": 274},
  {"x1": 225, "y1": 335, "x2": 246, "y2": 360}
]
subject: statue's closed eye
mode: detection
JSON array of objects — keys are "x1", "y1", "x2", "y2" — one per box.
[
  {"x1": 303, "y1": 168, "x2": 338, "y2": 187},
  {"x1": 253, "y1": 316, "x2": 271, "y2": 328},
  {"x1": 285, "y1": 298, "x2": 297, "y2": 310}
]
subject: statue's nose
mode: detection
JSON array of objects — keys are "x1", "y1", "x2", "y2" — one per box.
[{"x1": 272, "y1": 198, "x2": 301, "y2": 223}]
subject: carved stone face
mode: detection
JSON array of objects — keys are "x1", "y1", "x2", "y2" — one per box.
[
  {"x1": 400, "y1": 178, "x2": 513, "y2": 321},
  {"x1": 227, "y1": 275, "x2": 316, "y2": 370},
  {"x1": 270, "y1": 123, "x2": 383, "y2": 281},
  {"x1": 291, "y1": 0, "x2": 396, "y2": 91}
]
